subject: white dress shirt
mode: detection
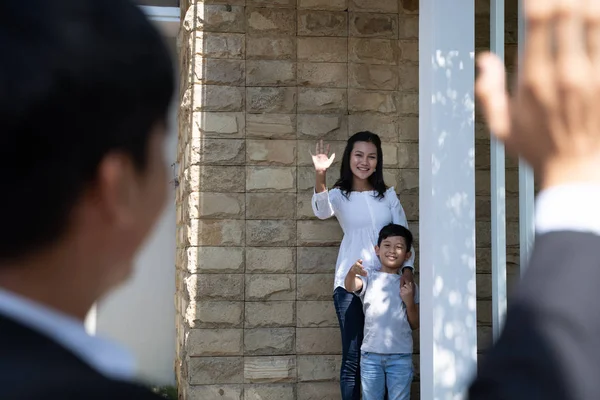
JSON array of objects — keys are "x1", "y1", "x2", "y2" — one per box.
[
  {"x1": 535, "y1": 184, "x2": 600, "y2": 235},
  {"x1": 0, "y1": 288, "x2": 136, "y2": 381}
]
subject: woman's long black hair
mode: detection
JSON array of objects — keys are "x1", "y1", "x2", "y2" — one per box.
[{"x1": 333, "y1": 131, "x2": 387, "y2": 199}]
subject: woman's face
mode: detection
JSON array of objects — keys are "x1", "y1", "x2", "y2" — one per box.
[{"x1": 349, "y1": 141, "x2": 378, "y2": 181}]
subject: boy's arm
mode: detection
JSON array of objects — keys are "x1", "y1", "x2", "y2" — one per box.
[
  {"x1": 401, "y1": 282, "x2": 420, "y2": 330},
  {"x1": 344, "y1": 259, "x2": 367, "y2": 293}
]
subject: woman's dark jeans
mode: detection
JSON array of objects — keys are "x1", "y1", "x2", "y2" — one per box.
[{"x1": 333, "y1": 286, "x2": 365, "y2": 400}]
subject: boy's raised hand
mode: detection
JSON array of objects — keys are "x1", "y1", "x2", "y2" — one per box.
[
  {"x1": 350, "y1": 259, "x2": 367, "y2": 277},
  {"x1": 400, "y1": 282, "x2": 414, "y2": 304}
]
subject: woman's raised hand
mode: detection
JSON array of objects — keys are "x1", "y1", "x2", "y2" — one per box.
[{"x1": 311, "y1": 140, "x2": 335, "y2": 173}]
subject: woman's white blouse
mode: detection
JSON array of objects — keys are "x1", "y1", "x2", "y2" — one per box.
[{"x1": 312, "y1": 187, "x2": 415, "y2": 291}]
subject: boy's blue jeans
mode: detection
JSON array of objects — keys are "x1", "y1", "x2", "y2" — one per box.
[{"x1": 360, "y1": 351, "x2": 413, "y2": 400}]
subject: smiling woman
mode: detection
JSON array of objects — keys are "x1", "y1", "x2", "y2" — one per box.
[{"x1": 310, "y1": 131, "x2": 416, "y2": 400}]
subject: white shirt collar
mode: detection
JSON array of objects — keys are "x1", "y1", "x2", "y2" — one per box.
[{"x1": 0, "y1": 288, "x2": 136, "y2": 381}]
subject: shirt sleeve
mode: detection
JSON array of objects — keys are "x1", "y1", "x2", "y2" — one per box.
[
  {"x1": 388, "y1": 188, "x2": 415, "y2": 269},
  {"x1": 535, "y1": 184, "x2": 600, "y2": 236},
  {"x1": 312, "y1": 189, "x2": 337, "y2": 220},
  {"x1": 355, "y1": 275, "x2": 368, "y2": 300}
]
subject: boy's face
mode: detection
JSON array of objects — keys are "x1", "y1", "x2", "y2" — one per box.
[{"x1": 375, "y1": 235, "x2": 411, "y2": 269}]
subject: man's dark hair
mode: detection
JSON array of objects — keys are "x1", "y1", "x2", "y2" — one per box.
[
  {"x1": 0, "y1": 0, "x2": 175, "y2": 261},
  {"x1": 377, "y1": 223, "x2": 413, "y2": 250}
]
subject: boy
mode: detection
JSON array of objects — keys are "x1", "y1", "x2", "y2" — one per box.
[{"x1": 345, "y1": 223, "x2": 419, "y2": 400}]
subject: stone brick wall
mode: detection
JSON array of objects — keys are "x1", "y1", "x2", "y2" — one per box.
[{"x1": 175, "y1": 0, "x2": 523, "y2": 398}]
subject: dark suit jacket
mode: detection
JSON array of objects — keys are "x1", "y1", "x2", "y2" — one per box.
[
  {"x1": 0, "y1": 313, "x2": 162, "y2": 399},
  {"x1": 469, "y1": 231, "x2": 600, "y2": 400}
]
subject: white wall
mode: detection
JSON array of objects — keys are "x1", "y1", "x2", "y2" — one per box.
[
  {"x1": 89, "y1": 23, "x2": 179, "y2": 386},
  {"x1": 96, "y1": 107, "x2": 178, "y2": 385}
]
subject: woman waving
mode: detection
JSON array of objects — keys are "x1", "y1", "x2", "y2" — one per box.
[{"x1": 312, "y1": 131, "x2": 415, "y2": 400}]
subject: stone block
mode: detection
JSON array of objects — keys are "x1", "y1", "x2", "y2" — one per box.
[
  {"x1": 244, "y1": 328, "x2": 296, "y2": 355},
  {"x1": 246, "y1": 36, "x2": 296, "y2": 60},
  {"x1": 395, "y1": 168, "x2": 418, "y2": 194},
  {"x1": 478, "y1": 300, "x2": 492, "y2": 325},
  {"x1": 192, "y1": 301, "x2": 244, "y2": 328},
  {"x1": 246, "y1": 8, "x2": 296, "y2": 35},
  {"x1": 296, "y1": 140, "x2": 346, "y2": 167},
  {"x1": 183, "y1": 4, "x2": 246, "y2": 33},
  {"x1": 477, "y1": 273, "x2": 492, "y2": 300},
  {"x1": 247, "y1": 87, "x2": 297, "y2": 114},
  {"x1": 188, "y1": 274, "x2": 244, "y2": 301},
  {"x1": 297, "y1": 274, "x2": 335, "y2": 300},
  {"x1": 248, "y1": 0, "x2": 296, "y2": 6},
  {"x1": 297, "y1": 382, "x2": 339, "y2": 400},
  {"x1": 298, "y1": 88, "x2": 347, "y2": 114},
  {"x1": 297, "y1": 63, "x2": 348, "y2": 88},
  {"x1": 182, "y1": 219, "x2": 245, "y2": 246},
  {"x1": 192, "y1": 59, "x2": 245, "y2": 86},
  {"x1": 194, "y1": 32, "x2": 245, "y2": 60},
  {"x1": 297, "y1": 220, "x2": 343, "y2": 246},
  {"x1": 297, "y1": 247, "x2": 338, "y2": 274},
  {"x1": 398, "y1": 116, "x2": 419, "y2": 141},
  {"x1": 296, "y1": 191, "x2": 316, "y2": 219},
  {"x1": 399, "y1": 92, "x2": 419, "y2": 114},
  {"x1": 246, "y1": 247, "x2": 296, "y2": 273},
  {"x1": 296, "y1": 166, "x2": 337, "y2": 192},
  {"x1": 246, "y1": 166, "x2": 296, "y2": 192},
  {"x1": 184, "y1": 165, "x2": 245, "y2": 193},
  {"x1": 400, "y1": 0, "x2": 419, "y2": 13},
  {"x1": 399, "y1": 41, "x2": 419, "y2": 63},
  {"x1": 398, "y1": 14, "x2": 419, "y2": 39},
  {"x1": 349, "y1": 38, "x2": 399, "y2": 65},
  {"x1": 187, "y1": 357, "x2": 244, "y2": 384},
  {"x1": 244, "y1": 384, "x2": 296, "y2": 400},
  {"x1": 246, "y1": 193, "x2": 297, "y2": 220},
  {"x1": 398, "y1": 194, "x2": 418, "y2": 221},
  {"x1": 188, "y1": 138, "x2": 245, "y2": 166},
  {"x1": 298, "y1": 0, "x2": 347, "y2": 10},
  {"x1": 348, "y1": 114, "x2": 398, "y2": 142},
  {"x1": 245, "y1": 301, "x2": 296, "y2": 328},
  {"x1": 244, "y1": 356, "x2": 297, "y2": 383},
  {"x1": 246, "y1": 114, "x2": 296, "y2": 139},
  {"x1": 182, "y1": 85, "x2": 245, "y2": 112},
  {"x1": 246, "y1": 60, "x2": 297, "y2": 86},
  {"x1": 297, "y1": 11, "x2": 348, "y2": 37},
  {"x1": 399, "y1": 63, "x2": 419, "y2": 91},
  {"x1": 188, "y1": 329, "x2": 243, "y2": 356},
  {"x1": 246, "y1": 220, "x2": 297, "y2": 247},
  {"x1": 348, "y1": 89, "x2": 399, "y2": 114},
  {"x1": 297, "y1": 37, "x2": 348, "y2": 62},
  {"x1": 187, "y1": 192, "x2": 245, "y2": 220},
  {"x1": 297, "y1": 355, "x2": 341, "y2": 381},
  {"x1": 185, "y1": 246, "x2": 245, "y2": 273},
  {"x1": 187, "y1": 385, "x2": 243, "y2": 400},
  {"x1": 191, "y1": 112, "x2": 245, "y2": 139},
  {"x1": 297, "y1": 114, "x2": 348, "y2": 140},
  {"x1": 349, "y1": 63, "x2": 399, "y2": 90},
  {"x1": 246, "y1": 139, "x2": 297, "y2": 166},
  {"x1": 398, "y1": 142, "x2": 419, "y2": 168},
  {"x1": 348, "y1": 0, "x2": 398, "y2": 13},
  {"x1": 296, "y1": 327, "x2": 342, "y2": 354},
  {"x1": 246, "y1": 274, "x2": 297, "y2": 301},
  {"x1": 297, "y1": 301, "x2": 338, "y2": 328},
  {"x1": 382, "y1": 142, "x2": 399, "y2": 167},
  {"x1": 349, "y1": 13, "x2": 398, "y2": 38}
]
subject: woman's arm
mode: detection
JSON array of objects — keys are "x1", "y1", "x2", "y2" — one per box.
[
  {"x1": 312, "y1": 141, "x2": 336, "y2": 219},
  {"x1": 389, "y1": 190, "x2": 416, "y2": 278}
]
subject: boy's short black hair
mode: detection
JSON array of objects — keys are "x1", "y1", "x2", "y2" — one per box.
[
  {"x1": 0, "y1": 0, "x2": 174, "y2": 261},
  {"x1": 377, "y1": 224, "x2": 413, "y2": 250}
]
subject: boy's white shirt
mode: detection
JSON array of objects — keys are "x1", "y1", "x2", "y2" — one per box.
[{"x1": 356, "y1": 270, "x2": 418, "y2": 354}]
